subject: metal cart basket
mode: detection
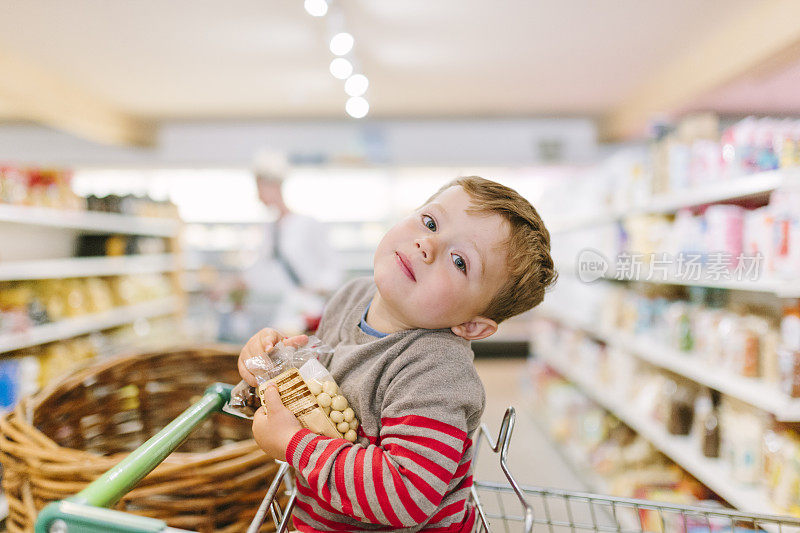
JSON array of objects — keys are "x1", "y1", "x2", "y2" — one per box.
[{"x1": 34, "y1": 383, "x2": 800, "y2": 533}]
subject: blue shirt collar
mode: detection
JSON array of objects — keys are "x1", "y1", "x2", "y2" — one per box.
[{"x1": 359, "y1": 301, "x2": 388, "y2": 338}]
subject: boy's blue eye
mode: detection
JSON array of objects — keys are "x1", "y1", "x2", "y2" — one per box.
[
  {"x1": 452, "y1": 254, "x2": 467, "y2": 273},
  {"x1": 422, "y1": 215, "x2": 436, "y2": 231}
]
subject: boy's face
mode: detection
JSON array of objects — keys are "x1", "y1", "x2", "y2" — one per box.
[{"x1": 373, "y1": 186, "x2": 509, "y2": 330}]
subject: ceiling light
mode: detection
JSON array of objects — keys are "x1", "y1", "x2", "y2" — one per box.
[
  {"x1": 329, "y1": 58, "x2": 353, "y2": 80},
  {"x1": 345, "y1": 96, "x2": 369, "y2": 119},
  {"x1": 344, "y1": 74, "x2": 369, "y2": 97},
  {"x1": 329, "y1": 32, "x2": 354, "y2": 56},
  {"x1": 304, "y1": 0, "x2": 328, "y2": 17}
]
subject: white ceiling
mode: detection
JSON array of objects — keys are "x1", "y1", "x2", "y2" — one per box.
[{"x1": 0, "y1": 0, "x2": 792, "y2": 122}]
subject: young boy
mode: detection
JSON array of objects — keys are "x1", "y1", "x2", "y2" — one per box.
[{"x1": 238, "y1": 176, "x2": 557, "y2": 532}]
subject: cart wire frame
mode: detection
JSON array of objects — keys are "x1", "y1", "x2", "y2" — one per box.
[
  {"x1": 470, "y1": 408, "x2": 800, "y2": 533},
  {"x1": 32, "y1": 383, "x2": 800, "y2": 533}
]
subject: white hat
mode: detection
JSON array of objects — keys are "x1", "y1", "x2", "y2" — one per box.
[{"x1": 253, "y1": 149, "x2": 289, "y2": 182}]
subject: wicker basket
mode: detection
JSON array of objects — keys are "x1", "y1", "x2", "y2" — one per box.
[{"x1": 0, "y1": 346, "x2": 281, "y2": 533}]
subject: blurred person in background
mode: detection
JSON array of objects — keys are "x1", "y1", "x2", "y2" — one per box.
[{"x1": 222, "y1": 150, "x2": 343, "y2": 342}]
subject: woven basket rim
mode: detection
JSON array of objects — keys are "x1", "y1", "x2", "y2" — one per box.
[{"x1": 8, "y1": 343, "x2": 243, "y2": 458}]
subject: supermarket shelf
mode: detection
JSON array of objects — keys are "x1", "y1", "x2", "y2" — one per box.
[
  {"x1": 0, "y1": 254, "x2": 179, "y2": 281},
  {"x1": 630, "y1": 274, "x2": 800, "y2": 297},
  {"x1": 538, "y1": 348, "x2": 777, "y2": 515},
  {"x1": 636, "y1": 170, "x2": 791, "y2": 216},
  {"x1": 556, "y1": 261, "x2": 800, "y2": 297},
  {"x1": 549, "y1": 169, "x2": 799, "y2": 234},
  {"x1": 614, "y1": 330, "x2": 800, "y2": 422},
  {"x1": 536, "y1": 307, "x2": 800, "y2": 422},
  {"x1": 0, "y1": 296, "x2": 181, "y2": 353},
  {"x1": 0, "y1": 204, "x2": 180, "y2": 237}
]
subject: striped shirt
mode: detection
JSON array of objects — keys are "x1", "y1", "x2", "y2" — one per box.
[{"x1": 285, "y1": 277, "x2": 486, "y2": 532}]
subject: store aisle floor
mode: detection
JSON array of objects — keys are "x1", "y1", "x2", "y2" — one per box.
[
  {"x1": 472, "y1": 356, "x2": 599, "y2": 531},
  {"x1": 473, "y1": 357, "x2": 585, "y2": 490}
]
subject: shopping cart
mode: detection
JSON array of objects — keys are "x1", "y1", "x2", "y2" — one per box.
[{"x1": 33, "y1": 383, "x2": 800, "y2": 533}]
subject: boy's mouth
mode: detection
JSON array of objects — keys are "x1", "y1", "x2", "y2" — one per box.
[{"x1": 395, "y1": 251, "x2": 416, "y2": 282}]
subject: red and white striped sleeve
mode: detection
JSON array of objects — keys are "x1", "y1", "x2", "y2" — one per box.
[{"x1": 284, "y1": 354, "x2": 484, "y2": 529}]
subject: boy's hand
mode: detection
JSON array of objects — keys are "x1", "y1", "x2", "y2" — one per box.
[
  {"x1": 252, "y1": 383, "x2": 303, "y2": 459},
  {"x1": 238, "y1": 328, "x2": 308, "y2": 387}
]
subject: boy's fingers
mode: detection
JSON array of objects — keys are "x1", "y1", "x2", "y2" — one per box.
[
  {"x1": 284, "y1": 334, "x2": 309, "y2": 348},
  {"x1": 238, "y1": 358, "x2": 257, "y2": 387},
  {"x1": 261, "y1": 383, "x2": 283, "y2": 410},
  {"x1": 252, "y1": 406, "x2": 267, "y2": 429},
  {"x1": 257, "y1": 328, "x2": 282, "y2": 352}
]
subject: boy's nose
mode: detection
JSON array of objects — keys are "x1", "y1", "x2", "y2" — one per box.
[{"x1": 415, "y1": 237, "x2": 435, "y2": 263}]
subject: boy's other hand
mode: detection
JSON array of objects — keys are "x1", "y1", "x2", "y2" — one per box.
[
  {"x1": 238, "y1": 328, "x2": 308, "y2": 387},
  {"x1": 252, "y1": 383, "x2": 303, "y2": 459}
]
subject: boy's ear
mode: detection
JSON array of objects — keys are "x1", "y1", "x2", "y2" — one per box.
[{"x1": 451, "y1": 316, "x2": 498, "y2": 341}]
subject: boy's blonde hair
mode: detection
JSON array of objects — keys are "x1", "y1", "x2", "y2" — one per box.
[{"x1": 426, "y1": 176, "x2": 557, "y2": 323}]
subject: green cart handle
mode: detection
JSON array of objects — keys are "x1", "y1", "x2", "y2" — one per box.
[{"x1": 36, "y1": 383, "x2": 234, "y2": 533}]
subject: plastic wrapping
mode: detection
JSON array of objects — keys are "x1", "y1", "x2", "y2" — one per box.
[{"x1": 226, "y1": 336, "x2": 359, "y2": 441}]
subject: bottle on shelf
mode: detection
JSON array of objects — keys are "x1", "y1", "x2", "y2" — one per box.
[{"x1": 702, "y1": 390, "x2": 721, "y2": 458}]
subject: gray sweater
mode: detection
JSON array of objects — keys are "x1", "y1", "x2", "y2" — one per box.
[{"x1": 285, "y1": 277, "x2": 486, "y2": 532}]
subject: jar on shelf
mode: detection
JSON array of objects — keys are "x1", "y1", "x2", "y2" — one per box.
[
  {"x1": 779, "y1": 300, "x2": 800, "y2": 397},
  {"x1": 666, "y1": 378, "x2": 696, "y2": 436}
]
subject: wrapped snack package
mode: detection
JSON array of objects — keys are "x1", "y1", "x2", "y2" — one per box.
[
  {"x1": 225, "y1": 380, "x2": 260, "y2": 418},
  {"x1": 227, "y1": 336, "x2": 359, "y2": 442}
]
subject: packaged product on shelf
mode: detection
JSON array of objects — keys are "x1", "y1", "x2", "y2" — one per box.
[
  {"x1": 689, "y1": 139, "x2": 723, "y2": 186},
  {"x1": 62, "y1": 279, "x2": 90, "y2": 317},
  {"x1": 84, "y1": 277, "x2": 114, "y2": 314},
  {"x1": 76, "y1": 234, "x2": 168, "y2": 257},
  {"x1": 0, "y1": 282, "x2": 38, "y2": 333},
  {"x1": 772, "y1": 188, "x2": 800, "y2": 279},
  {"x1": 667, "y1": 141, "x2": 691, "y2": 192},
  {"x1": 783, "y1": 121, "x2": 800, "y2": 168},
  {"x1": 696, "y1": 389, "x2": 721, "y2": 458},
  {"x1": 110, "y1": 276, "x2": 137, "y2": 306},
  {"x1": 665, "y1": 378, "x2": 696, "y2": 436},
  {"x1": 0, "y1": 166, "x2": 82, "y2": 209},
  {"x1": 693, "y1": 307, "x2": 724, "y2": 363},
  {"x1": 623, "y1": 214, "x2": 672, "y2": 260},
  {"x1": 762, "y1": 327, "x2": 782, "y2": 385},
  {"x1": 0, "y1": 355, "x2": 40, "y2": 412},
  {"x1": 632, "y1": 371, "x2": 668, "y2": 423},
  {"x1": 108, "y1": 274, "x2": 173, "y2": 306},
  {"x1": 717, "y1": 313, "x2": 762, "y2": 378},
  {"x1": 763, "y1": 428, "x2": 800, "y2": 513},
  {"x1": 741, "y1": 316, "x2": 768, "y2": 378},
  {"x1": 779, "y1": 300, "x2": 800, "y2": 397},
  {"x1": 720, "y1": 399, "x2": 766, "y2": 485},
  {"x1": 754, "y1": 118, "x2": 782, "y2": 172},
  {"x1": 721, "y1": 117, "x2": 757, "y2": 178},
  {"x1": 743, "y1": 206, "x2": 776, "y2": 275},
  {"x1": 75, "y1": 234, "x2": 125, "y2": 257},
  {"x1": 85, "y1": 193, "x2": 179, "y2": 219},
  {"x1": 673, "y1": 302, "x2": 694, "y2": 352},
  {"x1": 703, "y1": 204, "x2": 744, "y2": 265},
  {"x1": 0, "y1": 166, "x2": 28, "y2": 205},
  {"x1": 778, "y1": 348, "x2": 800, "y2": 399},
  {"x1": 671, "y1": 209, "x2": 706, "y2": 262}
]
